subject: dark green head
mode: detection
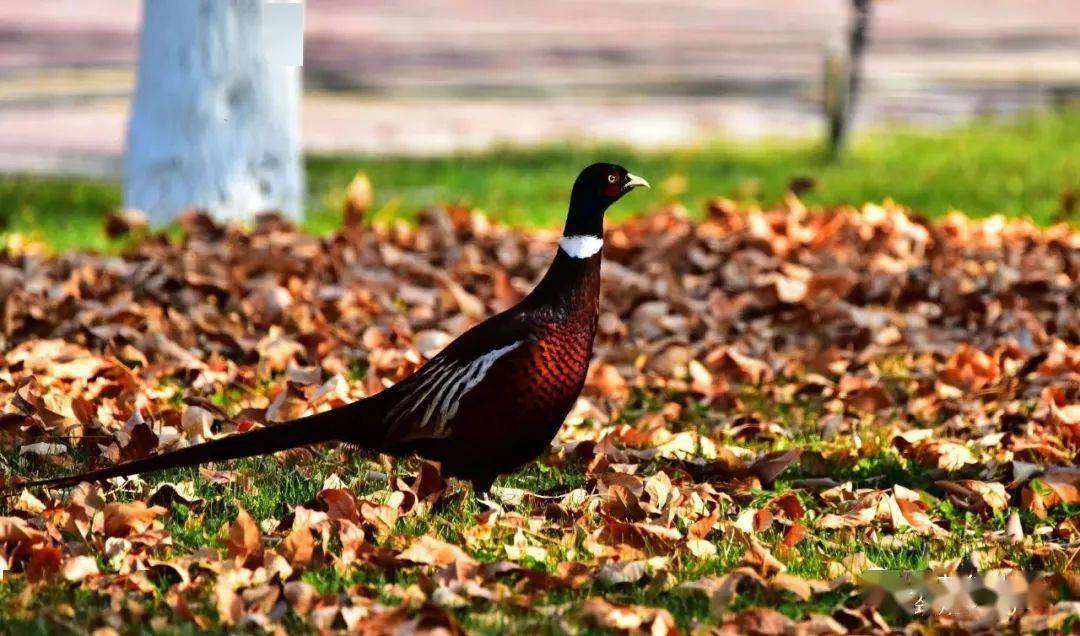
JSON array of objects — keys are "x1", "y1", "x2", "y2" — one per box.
[{"x1": 563, "y1": 163, "x2": 649, "y2": 237}]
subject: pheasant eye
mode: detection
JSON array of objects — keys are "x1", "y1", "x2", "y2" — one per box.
[{"x1": 607, "y1": 174, "x2": 618, "y2": 183}]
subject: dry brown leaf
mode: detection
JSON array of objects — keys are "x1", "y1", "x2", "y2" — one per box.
[
  {"x1": 61, "y1": 555, "x2": 100, "y2": 582},
  {"x1": 26, "y1": 544, "x2": 64, "y2": 582},
  {"x1": 399, "y1": 535, "x2": 475, "y2": 568},
  {"x1": 2, "y1": 197, "x2": 1079, "y2": 633},
  {"x1": 0, "y1": 516, "x2": 47, "y2": 548},
  {"x1": 281, "y1": 527, "x2": 315, "y2": 567},
  {"x1": 936, "y1": 479, "x2": 1009, "y2": 513},
  {"x1": 723, "y1": 607, "x2": 796, "y2": 635},
  {"x1": 102, "y1": 502, "x2": 167, "y2": 538},
  {"x1": 581, "y1": 597, "x2": 677, "y2": 634},
  {"x1": 343, "y1": 172, "x2": 373, "y2": 226},
  {"x1": 225, "y1": 506, "x2": 263, "y2": 563},
  {"x1": 1022, "y1": 466, "x2": 1080, "y2": 518},
  {"x1": 597, "y1": 557, "x2": 668, "y2": 585}
]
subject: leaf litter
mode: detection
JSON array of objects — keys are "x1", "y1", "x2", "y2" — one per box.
[{"x1": 0, "y1": 196, "x2": 1077, "y2": 633}]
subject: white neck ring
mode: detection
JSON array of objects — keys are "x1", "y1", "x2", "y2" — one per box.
[{"x1": 559, "y1": 235, "x2": 603, "y2": 259}]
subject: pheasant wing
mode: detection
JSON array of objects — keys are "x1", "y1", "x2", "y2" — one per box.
[{"x1": 379, "y1": 315, "x2": 532, "y2": 445}]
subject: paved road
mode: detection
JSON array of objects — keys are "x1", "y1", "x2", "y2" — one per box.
[{"x1": 1, "y1": 0, "x2": 1078, "y2": 175}]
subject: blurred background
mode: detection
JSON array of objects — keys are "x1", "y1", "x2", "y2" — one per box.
[{"x1": 1, "y1": 0, "x2": 1078, "y2": 247}]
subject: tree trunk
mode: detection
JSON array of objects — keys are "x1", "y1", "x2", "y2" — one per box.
[
  {"x1": 124, "y1": 0, "x2": 303, "y2": 225},
  {"x1": 826, "y1": 0, "x2": 872, "y2": 157}
]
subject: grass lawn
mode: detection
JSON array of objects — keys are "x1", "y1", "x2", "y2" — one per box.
[
  {"x1": 0, "y1": 110, "x2": 1078, "y2": 633},
  {"x1": 6, "y1": 418, "x2": 1054, "y2": 635},
  {"x1": 1, "y1": 108, "x2": 1078, "y2": 252}
]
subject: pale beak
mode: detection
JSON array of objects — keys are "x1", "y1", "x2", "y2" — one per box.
[{"x1": 624, "y1": 173, "x2": 650, "y2": 190}]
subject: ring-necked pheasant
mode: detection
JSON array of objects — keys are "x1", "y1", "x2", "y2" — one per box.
[{"x1": 8, "y1": 163, "x2": 648, "y2": 495}]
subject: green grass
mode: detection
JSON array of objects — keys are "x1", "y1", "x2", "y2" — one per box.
[
  {"x1": 0, "y1": 439, "x2": 1031, "y2": 633},
  {"x1": 4, "y1": 381, "x2": 1067, "y2": 632},
  {"x1": 0, "y1": 110, "x2": 1077, "y2": 630},
  {"x1": 2, "y1": 108, "x2": 1078, "y2": 251}
]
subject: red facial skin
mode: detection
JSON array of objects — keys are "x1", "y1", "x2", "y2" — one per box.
[{"x1": 603, "y1": 172, "x2": 621, "y2": 198}]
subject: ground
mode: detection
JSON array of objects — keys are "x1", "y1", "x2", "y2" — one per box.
[
  {"x1": 0, "y1": 112, "x2": 1077, "y2": 634},
  {"x1": 2, "y1": 109, "x2": 1078, "y2": 251}
]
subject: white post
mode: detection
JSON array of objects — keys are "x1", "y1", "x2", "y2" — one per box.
[{"x1": 123, "y1": 0, "x2": 303, "y2": 225}]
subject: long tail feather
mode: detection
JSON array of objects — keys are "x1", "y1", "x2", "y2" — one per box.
[{"x1": 6, "y1": 402, "x2": 361, "y2": 493}]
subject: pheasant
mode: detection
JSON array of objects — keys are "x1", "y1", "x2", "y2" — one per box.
[{"x1": 9, "y1": 163, "x2": 648, "y2": 495}]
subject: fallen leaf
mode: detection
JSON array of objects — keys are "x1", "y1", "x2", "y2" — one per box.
[
  {"x1": 225, "y1": 506, "x2": 262, "y2": 563},
  {"x1": 102, "y1": 502, "x2": 167, "y2": 537},
  {"x1": 399, "y1": 535, "x2": 474, "y2": 568},
  {"x1": 581, "y1": 597, "x2": 677, "y2": 634},
  {"x1": 61, "y1": 555, "x2": 100, "y2": 582}
]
